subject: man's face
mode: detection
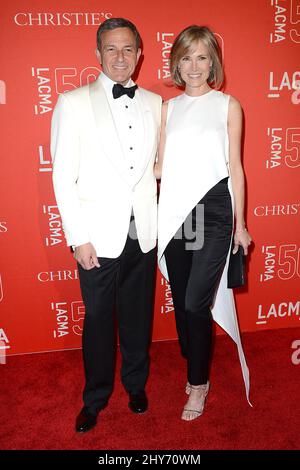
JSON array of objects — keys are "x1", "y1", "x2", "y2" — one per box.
[{"x1": 96, "y1": 27, "x2": 141, "y2": 85}]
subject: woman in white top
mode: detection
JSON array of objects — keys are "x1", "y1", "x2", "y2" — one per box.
[{"x1": 155, "y1": 25, "x2": 253, "y2": 421}]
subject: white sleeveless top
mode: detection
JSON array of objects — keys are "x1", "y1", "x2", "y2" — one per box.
[{"x1": 157, "y1": 90, "x2": 251, "y2": 404}]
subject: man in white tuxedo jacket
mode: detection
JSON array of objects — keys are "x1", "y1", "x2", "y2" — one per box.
[{"x1": 51, "y1": 18, "x2": 162, "y2": 433}]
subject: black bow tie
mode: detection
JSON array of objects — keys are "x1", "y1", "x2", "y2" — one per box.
[{"x1": 112, "y1": 83, "x2": 138, "y2": 99}]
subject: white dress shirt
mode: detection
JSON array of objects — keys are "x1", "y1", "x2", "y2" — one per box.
[{"x1": 99, "y1": 72, "x2": 144, "y2": 187}]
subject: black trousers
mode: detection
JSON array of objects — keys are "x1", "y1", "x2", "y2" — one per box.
[
  {"x1": 78, "y1": 219, "x2": 156, "y2": 415},
  {"x1": 165, "y1": 177, "x2": 232, "y2": 385}
]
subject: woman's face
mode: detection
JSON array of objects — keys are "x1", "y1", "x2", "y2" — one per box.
[{"x1": 178, "y1": 40, "x2": 212, "y2": 93}]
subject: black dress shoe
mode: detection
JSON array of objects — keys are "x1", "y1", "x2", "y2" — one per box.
[
  {"x1": 128, "y1": 391, "x2": 148, "y2": 414},
  {"x1": 75, "y1": 408, "x2": 97, "y2": 433}
]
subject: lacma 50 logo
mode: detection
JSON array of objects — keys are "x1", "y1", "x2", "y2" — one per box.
[
  {"x1": 0, "y1": 274, "x2": 10, "y2": 366},
  {"x1": 269, "y1": 0, "x2": 300, "y2": 43},
  {"x1": 268, "y1": 71, "x2": 300, "y2": 103},
  {"x1": 32, "y1": 66, "x2": 100, "y2": 115},
  {"x1": 51, "y1": 301, "x2": 85, "y2": 339},
  {"x1": 266, "y1": 127, "x2": 300, "y2": 168},
  {"x1": 256, "y1": 300, "x2": 299, "y2": 325},
  {"x1": 260, "y1": 243, "x2": 300, "y2": 282},
  {"x1": 160, "y1": 277, "x2": 174, "y2": 314},
  {"x1": 38, "y1": 144, "x2": 53, "y2": 173},
  {"x1": 156, "y1": 32, "x2": 175, "y2": 80},
  {"x1": 42, "y1": 204, "x2": 63, "y2": 247}
]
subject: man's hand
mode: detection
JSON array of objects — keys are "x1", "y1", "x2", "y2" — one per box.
[{"x1": 74, "y1": 243, "x2": 100, "y2": 270}]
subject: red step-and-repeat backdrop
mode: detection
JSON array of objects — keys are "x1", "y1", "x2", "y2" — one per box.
[{"x1": 0, "y1": 0, "x2": 299, "y2": 357}]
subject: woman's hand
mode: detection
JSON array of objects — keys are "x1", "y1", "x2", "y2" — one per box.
[{"x1": 233, "y1": 229, "x2": 252, "y2": 256}]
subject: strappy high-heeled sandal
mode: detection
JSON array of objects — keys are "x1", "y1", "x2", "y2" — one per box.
[{"x1": 182, "y1": 382, "x2": 209, "y2": 421}]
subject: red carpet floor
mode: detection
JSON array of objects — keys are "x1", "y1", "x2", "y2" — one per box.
[{"x1": 1, "y1": 327, "x2": 300, "y2": 450}]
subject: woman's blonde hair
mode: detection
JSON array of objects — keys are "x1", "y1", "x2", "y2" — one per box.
[{"x1": 170, "y1": 25, "x2": 224, "y2": 89}]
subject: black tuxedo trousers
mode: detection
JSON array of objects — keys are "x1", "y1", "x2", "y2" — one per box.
[{"x1": 77, "y1": 218, "x2": 156, "y2": 415}]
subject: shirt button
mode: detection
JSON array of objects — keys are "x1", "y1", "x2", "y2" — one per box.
[
  {"x1": 130, "y1": 147, "x2": 133, "y2": 150},
  {"x1": 129, "y1": 125, "x2": 132, "y2": 129},
  {"x1": 125, "y1": 105, "x2": 128, "y2": 109},
  {"x1": 130, "y1": 166, "x2": 134, "y2": 169}
]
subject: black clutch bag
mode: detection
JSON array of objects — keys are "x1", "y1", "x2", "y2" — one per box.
[{"x1": 227, "y1": 241, "x2": 246, "y2": 288}]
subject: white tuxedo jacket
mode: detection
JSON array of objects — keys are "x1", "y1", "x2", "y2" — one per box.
[{"x1": 51, "y1": 77, "x2": 162, "y2": 257}]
